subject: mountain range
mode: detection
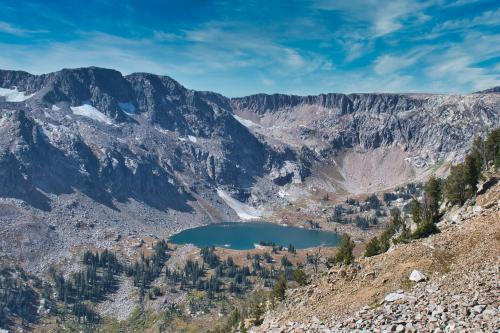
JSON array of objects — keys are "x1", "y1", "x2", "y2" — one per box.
[{"x1": 0, "y1": 66, "x2": 498, "y2": 272}]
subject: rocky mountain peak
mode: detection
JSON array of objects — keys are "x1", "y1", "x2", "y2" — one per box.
[
  {"x1": 475, "y1": 86, "x2": 500, "y2": 94},
  {"x1": 37, "y1": 67, "x2": 134, "y2": 121}
]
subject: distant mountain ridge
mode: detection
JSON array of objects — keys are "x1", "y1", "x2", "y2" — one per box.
[{"x1": 475, "y1": 86, "x2": 500, "y2": 94}]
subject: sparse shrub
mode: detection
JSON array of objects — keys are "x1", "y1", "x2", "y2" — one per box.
[
  {"x1": 412, "y1": 220, "x2": 439, "y2": 239},
  {"x1": 148, "y1": 286, "x2": 161, "y2": 299}
]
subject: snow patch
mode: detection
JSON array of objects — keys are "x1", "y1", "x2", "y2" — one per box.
[
  {"x1": 0, "y1": 87, "x2": 35, "y2": 102},
  {"x1": 216, "y1": 189, "x2": 262, "y2": 220},
  {"x1": 232, "y1": 114, "x2": 262, "y2": 128},
  {"x1": 51, "y1": 105, "x2": 61, "y2": 111},
  {"x1": 70, "y1": 103, "x2": 113, "y2": 125},
  {"x1": 278, "y1": 189, "x2": 288, "y2": 198},
  {"x1": 118, "y1": 102, "x2": 136, "y2": 113},
  {"x1": 188, "y1": 135, "x2": 198, "y2": 143}
]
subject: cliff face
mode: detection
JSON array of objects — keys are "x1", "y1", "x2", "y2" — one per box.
[
  {"x1": 231, "y1": 92, "x2": 499, "y2": 157},
  {"x1": 231, "y1": 92, "x2": 425, "y2": 116}
]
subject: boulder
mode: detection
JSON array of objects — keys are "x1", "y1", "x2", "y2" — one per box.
[
  {"x1": 409, "y1": 270, "x2": 427, "y2": 282},
  {"x1": 384, "y1": 292, "x2": 405, "y2": 302}
]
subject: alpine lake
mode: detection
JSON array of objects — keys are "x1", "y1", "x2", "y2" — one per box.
[{"x1": 169, "y1": 222, "x2": 341, "y2": 250}]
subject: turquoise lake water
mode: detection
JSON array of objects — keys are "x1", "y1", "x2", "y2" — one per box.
[{"x1": 169, "y1": 222, "x2": 341, "y2": 250}]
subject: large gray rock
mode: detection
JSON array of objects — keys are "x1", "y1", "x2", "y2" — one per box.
[{"x1": 409, "y1": 270, "x2": 427, "y2": 282}]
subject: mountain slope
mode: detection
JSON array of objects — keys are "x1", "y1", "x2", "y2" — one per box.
[
  {"x1": 231, "y1": 92, "x2": 499, "y2": 193},
  {"x1": 0, "y1": 67, "x2": 498, "y2": 273},
  {"x1": 255, "y1": 177, "x2": 500, "y2": 332}
]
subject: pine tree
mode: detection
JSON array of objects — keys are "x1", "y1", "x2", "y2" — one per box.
[
  {"x1": 335, "y1": 234, "x2": 355, "y2": 265},
  {"x1": 250, "y1": 297, "x2": 265, "y2": 326},
  {"x1": 410, "y1": 199, "x2": 423, "y2": 225},
  {"x1": 485, "y1": 128, "x2": 500, "y2": 168},
  {"x1": 292, "y1": 268, "x2": 308, "y2": 286},
  {"x1": 272, "y1": 273, "x2": 287, "y2": 301},
  {"x1": 424, "y1": 176, "x2": 441, "y2": 223},
  {"x1": 445, "y1": 164, "x2": 467, "y2": 205},
  {"x1": 464, "y1": 154, "x2": 481, "y2": 198},
  {"x1": 364, "y1": 236, "x2": 380, "y2": 257}
]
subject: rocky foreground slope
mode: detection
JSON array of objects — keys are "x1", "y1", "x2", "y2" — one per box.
[
  {"x1": 255, "y1": 177, "x2": 500, "y2": 332},
  {"x1": 0, "y1": 67, "x2": 499, "y2": 273}
]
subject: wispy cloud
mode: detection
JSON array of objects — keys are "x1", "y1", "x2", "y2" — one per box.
[
  {"x1": 425, "y1": 32, "x2": 500, "y2": 90},
  {"x1": 373, "y1": 48, "x2": 433, "y2": 75},
  {"x1": 434, "y1": 8, "x2": 500, "y2": 33},
  {"x1": 313, "y1": 0, "x2": 430, "y2": 37},
  {"x1": 0, "y1": 21, "x2": 47, "y2": 37},
  {"x1": 374, "y1": 55, "x2": 418, "y2": 75},
  {"x1": 261, "y1": 77, "x2": 275, "y2": 86}
]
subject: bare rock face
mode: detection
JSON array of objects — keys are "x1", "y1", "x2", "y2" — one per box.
[{"x1": 231, "y1": 92, "x2": 499, "y2": 160}]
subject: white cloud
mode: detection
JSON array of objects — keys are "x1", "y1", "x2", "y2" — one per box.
[
  {"x1": 435, "y1": 8, "x2": 500, "y2": 32},
  {"x1": 373, "y1": 48, "x2": 432, "y2": 75},
  {"x1": 179, "y1": 22, "x2": 328, "y2": 75},
  {"x1": 284, "y1": 49, "x2": 306, "y2": 68},
  {"x1": 0, "y1": 21, "x2": 46, "y2": 37},
  {"x1": 261, "y1": 78, "x2": 275, "y2": 86},
  {"x1": 425, "y1": 32, "x2": 500, "y2": 90},
  {"x1": 344, "y1": 40, "x2": 368, "y2": 62},
  {"x1": 374, "y1": 55, "x2": 417, "y2": 75},
  {"x1": 314, "y1": 0, "x2": 430, "y2": 37},
  {"x1": 441, "y1": 0, "x2": 483, "y2": 8},
  {"x1": 152, "y1": 31, "x2": 181, "y2": 41}
]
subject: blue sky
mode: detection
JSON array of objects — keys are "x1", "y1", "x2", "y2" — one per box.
[{"x1": 0, "y1": 0, "x2": 498, "y2": 96}]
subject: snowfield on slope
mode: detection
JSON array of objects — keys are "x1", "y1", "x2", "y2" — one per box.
[
  {"x1": 0, "y1": 87, "x2": 35, "y2": 102},
  {"x1": 216, "y1": 189, "x2": 263, "y2": 220},
  {"x1": 232, "y1": 114, "x2": 262, "y2": 128},
  {"x1": 71, "y1": 104, "x2": 113, "y2": 125}
]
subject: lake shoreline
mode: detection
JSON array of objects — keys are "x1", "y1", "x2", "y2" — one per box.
[{"x1": 168, "y1": 221, "x2": 342, "y2": 250}]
